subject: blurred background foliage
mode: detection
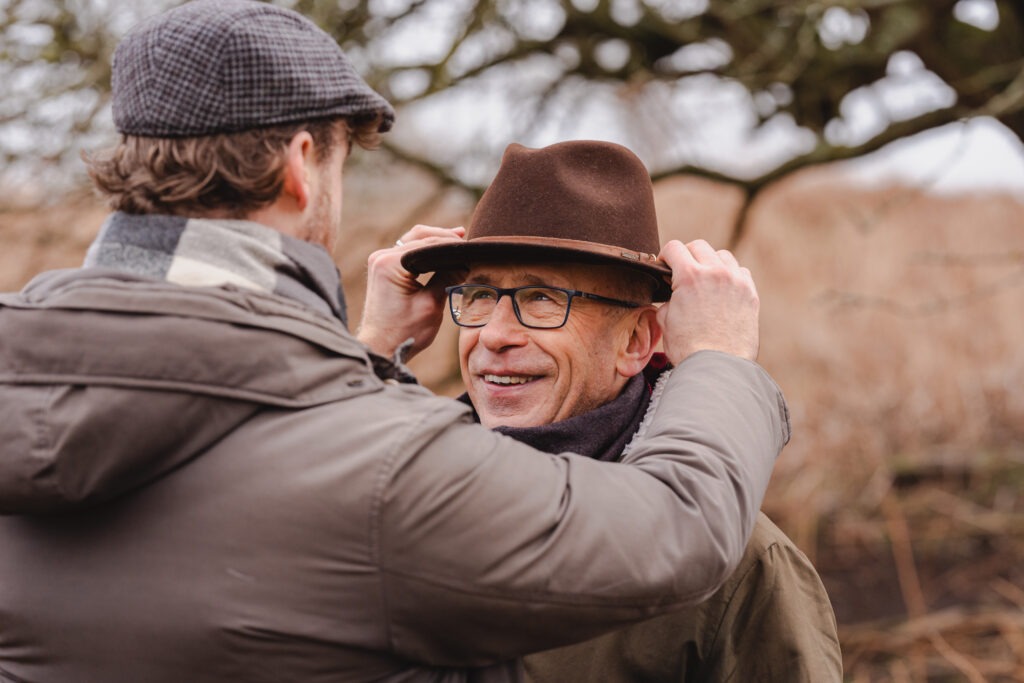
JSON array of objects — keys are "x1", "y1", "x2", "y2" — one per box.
[{"x1": 2, "y1": 0, "x2": 1022, "y2": 243}]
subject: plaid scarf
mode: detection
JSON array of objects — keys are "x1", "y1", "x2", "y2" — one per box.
[{"x1": 84, "y1": 212, "x2": 348, "y2": 325}]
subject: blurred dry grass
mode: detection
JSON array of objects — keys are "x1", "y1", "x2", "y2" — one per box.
[{"x1": 2, "y1": 164, "x2": 1022, "y2": 682}]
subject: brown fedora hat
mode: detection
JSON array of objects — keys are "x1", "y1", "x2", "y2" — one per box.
[{"x1": 401, "y1": 140, "x2": 672, "y2": 301}]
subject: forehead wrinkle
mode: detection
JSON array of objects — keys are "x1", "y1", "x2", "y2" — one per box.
[{"x1": 464, "y1": 264, "x2": 569, "y2": 288}]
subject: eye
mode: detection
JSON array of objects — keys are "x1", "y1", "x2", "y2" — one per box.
[
  {"x1": 462, "y1": 287, "x2": 496, "y2": 304},
  {"x1": 520, "y1": 288, "x2": 554, "y2": 303}
]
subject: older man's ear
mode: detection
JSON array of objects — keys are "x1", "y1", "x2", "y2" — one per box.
[{"x1": 615, "y1": 307, "x2": 662, "y2": 379}]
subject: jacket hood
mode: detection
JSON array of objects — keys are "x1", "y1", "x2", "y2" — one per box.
[{"x1": 0, "y1": 270, "x2": 380, "y2": 515}]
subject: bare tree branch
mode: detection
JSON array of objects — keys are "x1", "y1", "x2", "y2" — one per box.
[{"x1": 4, "y1": 0, "x2": 1023, "y2": 225}]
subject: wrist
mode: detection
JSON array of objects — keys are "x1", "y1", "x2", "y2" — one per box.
[{"x1": 355, "y1": 325, "x2": 396, "y2": 357}]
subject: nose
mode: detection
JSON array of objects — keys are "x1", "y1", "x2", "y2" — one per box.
[{"x1": 477, "y1": 295, "x2": 528, "y2": 351}]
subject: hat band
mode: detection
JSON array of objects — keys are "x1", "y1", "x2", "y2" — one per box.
[{"x1": 464, "y1": 235, "x2": 662, "y2": 266}]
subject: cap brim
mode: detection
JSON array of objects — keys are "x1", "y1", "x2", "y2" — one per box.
[{"x1": 402, "y1": 239, "x2": 673, "y2": 302}]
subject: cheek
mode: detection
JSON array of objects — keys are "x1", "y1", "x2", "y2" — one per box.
[
  {"x1": 457, "y1": 331, "x2": 477, "y2": 368},
  {"x1": 550, "y1": 323, "x2": 602, "y2": 373},
  {"x1": 557, "y1": 332, "x2": 616, "y2": 393}
]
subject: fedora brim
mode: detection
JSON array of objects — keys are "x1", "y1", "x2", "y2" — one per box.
[{"x1": 401, "y1": 236, "x2": 673, "y2": 302}]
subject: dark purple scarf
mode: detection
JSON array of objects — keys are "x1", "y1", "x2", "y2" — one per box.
[{"x1": 461, "y1": 372, "x2": 654, "y2": 462}]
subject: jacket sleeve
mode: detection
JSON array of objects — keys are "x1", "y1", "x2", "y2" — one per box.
[{"x1": 374, "y1": 351, "x2": 790, "y2": 665}]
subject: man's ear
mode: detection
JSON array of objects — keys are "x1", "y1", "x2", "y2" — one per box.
[
  {"x1": 280, "y1": 131, "x2": 316, "y2": 212},
  {"x1": 615, "y1": 306, "x2": 662, "y2": 378}
]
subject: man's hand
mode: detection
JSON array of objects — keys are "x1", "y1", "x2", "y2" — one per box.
[
  {"x1": 656, "y1": 239, "x2": 760, "y2": 364},
  {"x1": 356, "y1": 225, "x2": 466, "y2": 361}
]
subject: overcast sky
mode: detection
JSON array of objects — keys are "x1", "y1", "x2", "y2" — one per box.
[{"x1": 842, "y1": 117, "x2": 1024, "y2": 198}]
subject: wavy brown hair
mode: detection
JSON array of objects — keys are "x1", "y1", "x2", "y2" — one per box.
[{"x1": 85, "y1": 115, "x2": 383, "y2": 217}]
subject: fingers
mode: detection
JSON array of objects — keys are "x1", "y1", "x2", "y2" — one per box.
[
  {"x1": 375, "y1": 225, "x2": 467, "y2": 278},
  {"x1": 685, "y1": 239, "x2": 719, "y2": 264},
  {"x1": 658, "y1": 239, "x2": 697, "y2": 270},
  {"x1": 394, "y1": 225, "x2": 465, "y2": 249},
  {"x1": 656, "y1": 239, "x2": 760, "y2": 363},
  {"x1": 681, "y1": 239, "x2": 740, "y2": 267},
  {"x1": 659, "y1": 239, "x2": 746, "y2": 289},
  {"x1": 368, "y1": 224, "x2": 466, "y2": 281},
  {"x1": 716, "y1": 249, "x2": 739, "y2": 267},
  {"x1": 360, "y1": 228, "x2": 465, "y2": 358}
]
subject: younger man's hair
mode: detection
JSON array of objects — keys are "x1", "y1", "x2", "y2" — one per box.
[{"x1": 85, "y1": 115, "x2": 381, "y2": 217}]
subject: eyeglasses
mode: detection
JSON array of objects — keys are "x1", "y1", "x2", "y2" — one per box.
[{"x1": 445, "y1": 284, "x2": 641, "y2": 329}]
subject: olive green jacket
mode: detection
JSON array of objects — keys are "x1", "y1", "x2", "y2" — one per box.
[{"x1": 523, "y1": 512, "x2": 842, "y2": 682}]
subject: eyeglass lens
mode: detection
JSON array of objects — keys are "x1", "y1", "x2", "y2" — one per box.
[{"x1": 450, "y1": 286, "x2": 571, "y2": 328}]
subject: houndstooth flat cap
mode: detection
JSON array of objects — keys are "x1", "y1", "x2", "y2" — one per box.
[{"x1": 112, "y1": 0, "x2": 394, "y2": 137}]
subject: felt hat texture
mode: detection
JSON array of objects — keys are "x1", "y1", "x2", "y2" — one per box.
[
  {"x1": 111, "y1": 0, "x2": 394, "y2": 137},
  {"x1": 402, "y1": 140, "x2": 672, "y2": 301}
]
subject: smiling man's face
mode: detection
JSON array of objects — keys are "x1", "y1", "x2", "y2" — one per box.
[{"x1": 457, "y1": 261, "x2": 648, "y2": 429}]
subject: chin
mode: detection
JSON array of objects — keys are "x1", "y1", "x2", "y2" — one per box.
[{"x1": 478, "y1": 409, "x2": 540, "y2": 430}]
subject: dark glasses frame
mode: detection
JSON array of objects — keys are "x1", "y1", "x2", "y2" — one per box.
[{"x1": 444, "y1": 284, "x2": 641, "y2": 329}]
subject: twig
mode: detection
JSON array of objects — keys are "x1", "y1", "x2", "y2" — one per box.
[
  {"x1": 991, "y1": 577, "x2": 1024, "y2": 610},
  {"x1": 927, "y1": 630, "x2": 988, "y2": 683},
  {"x1": 881, "y1": 493, "x2": 928, "y2": 618}
]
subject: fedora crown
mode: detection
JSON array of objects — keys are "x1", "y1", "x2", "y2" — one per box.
[{"x1": 402, "y1": 140, "x2": 671, "y2": 301}]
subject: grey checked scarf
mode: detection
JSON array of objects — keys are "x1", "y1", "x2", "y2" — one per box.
[{"x1": 84, "y1": 212, "x2": 348, "y2": 325}]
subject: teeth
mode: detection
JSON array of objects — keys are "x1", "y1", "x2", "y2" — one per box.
[{"x1": 484, "y1": 374, "x2": 535, "y2": 385}]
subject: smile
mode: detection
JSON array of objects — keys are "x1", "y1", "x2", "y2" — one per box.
[{"x1": 483, "y1": 374, "x2": 539, "y2": 386}]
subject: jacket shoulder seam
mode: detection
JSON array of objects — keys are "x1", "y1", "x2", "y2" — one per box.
[{"x1": 703, "y1": 536, "x2": 782, "y2": 655}]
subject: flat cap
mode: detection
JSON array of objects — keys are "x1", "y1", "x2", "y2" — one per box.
[{"x1": 112, "y1": 0, "x2": 394, "y2": 137}]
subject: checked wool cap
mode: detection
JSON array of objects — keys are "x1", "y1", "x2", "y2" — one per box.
[
  {"x1": 112, "y1": 0, "x2": 394, "y2": 137},
  {"x1": 402, "y1": 140, "x2": 673, "y2": 301}
]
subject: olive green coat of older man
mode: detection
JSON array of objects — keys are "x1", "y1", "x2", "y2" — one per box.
[
  {"x1": 523, "y1": 510, "x2": 842, "y2": 683},
  {"x1": 524, "y1": 509, "x2": 841, "y2": 682}
]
